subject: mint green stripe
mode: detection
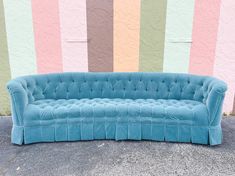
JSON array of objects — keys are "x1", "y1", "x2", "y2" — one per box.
[
  {"x1": 0, "y1": 0, "x2": 11, "y2": 115},
  {"x1": 163, "y1": 0, "x2": 195, "y2": 73},
  {"x1": 139, "y1": 0, "x2": 167, "y2": 72},
  {"x1": 3, "y1": 0, "x2": 37, "y2": 78}
]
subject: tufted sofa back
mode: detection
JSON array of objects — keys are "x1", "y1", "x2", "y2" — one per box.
[{"x1": 14, "y1": 72, "x2": 218, "y2": 104}]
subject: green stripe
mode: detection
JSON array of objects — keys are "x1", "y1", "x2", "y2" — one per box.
[
  {"x1": 139, "y1": 0, "x2": 167, "y2": 72},
  {"x1": 3, "y1": 0, "x2": 37, "y2": 78},
  {"x1": 0, "y1": 0, "x2": 11, "y2": 115},
  {"x1": 163, "y1": 0, "x2": 194, "y2": 73}
]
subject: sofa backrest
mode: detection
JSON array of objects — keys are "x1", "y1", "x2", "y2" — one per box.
[{"x1": 15, "y1": 72, "x2": 216, "y2": 103}]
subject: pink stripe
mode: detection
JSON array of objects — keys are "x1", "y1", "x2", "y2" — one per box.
[
  {"x1": 214, "y1": 0, "x2": 235, "y2": 114},
  {"x1": 189, "y1": 0, "x2": 221, "y2": 75},
  {"x1": 32, "y1": 0, "x2": 63, "y2": 73},
  {"x1": 59, "y1": 0, "x2": 88, "y2": 72}
]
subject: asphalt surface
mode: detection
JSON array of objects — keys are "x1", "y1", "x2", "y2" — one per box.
[{"x1": 0, "y1": 116, "x2": 235, "y2": 176}]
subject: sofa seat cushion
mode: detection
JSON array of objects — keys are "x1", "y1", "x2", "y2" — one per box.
[{"x1": 24, "y1": 98, "x2": 208, "y2": 126}]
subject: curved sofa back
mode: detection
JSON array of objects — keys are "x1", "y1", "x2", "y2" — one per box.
[{"x1": 8, "y1": 72, "x2": 223, "y2": 103}]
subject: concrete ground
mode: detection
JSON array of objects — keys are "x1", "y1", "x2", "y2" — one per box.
[{"x1": 0, "y1": 117, "x2": 235, "y2": 176}]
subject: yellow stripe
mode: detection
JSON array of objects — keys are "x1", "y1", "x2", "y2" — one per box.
[{"x1": 0, "y1": 0, "x2": 11, "y2": 115}]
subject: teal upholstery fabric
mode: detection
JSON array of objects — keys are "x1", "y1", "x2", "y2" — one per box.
[{"x1": 7, "y1": 72, "x2": 227, "y2": 145}]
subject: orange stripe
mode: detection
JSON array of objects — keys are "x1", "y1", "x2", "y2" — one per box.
[{"x1": 113, "y1": 0, "x2": 140, "y2": 72}]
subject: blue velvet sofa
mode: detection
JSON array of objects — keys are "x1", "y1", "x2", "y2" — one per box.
[{"x1": 7, "y1": 72, "x2": 227, "y2": 145}]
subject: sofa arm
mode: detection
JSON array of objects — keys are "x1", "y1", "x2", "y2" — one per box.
[
  {"x1": 6, "y1": 80, "x2": 28, "y2": 126},
  {"x1": 206, "y1": 80, "x2": 227, "y2": 126}
]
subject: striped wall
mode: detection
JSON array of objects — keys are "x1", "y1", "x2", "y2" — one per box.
[{"x1": 0, "y1": 0, "x2": 234, "y2": 115}]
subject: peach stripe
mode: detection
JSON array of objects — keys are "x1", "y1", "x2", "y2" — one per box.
[
  {"x1": 32, "y1": 0, "x2": 63, "y2": 73},
  {"x1": 59, "y1": 0, "x2": 88, "y2": 72},
  {"x1": 189, "y1": 0, "x2": 221, "y2": 75},
  {"x1": 214, "y1": 0, "x2": 235, "y2": 114},
  {"x1": 113, "y1": 0, "x2": 140, "y2": 72}
]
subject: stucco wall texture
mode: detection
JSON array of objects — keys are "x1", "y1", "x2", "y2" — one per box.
[{"x1": 0, "y1": 0, "x2": 235, "y2": 115}]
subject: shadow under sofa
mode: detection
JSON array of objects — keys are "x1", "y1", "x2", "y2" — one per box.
[{"x1": 7, "y1": 72, "x2": 227, "y2": 145}]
